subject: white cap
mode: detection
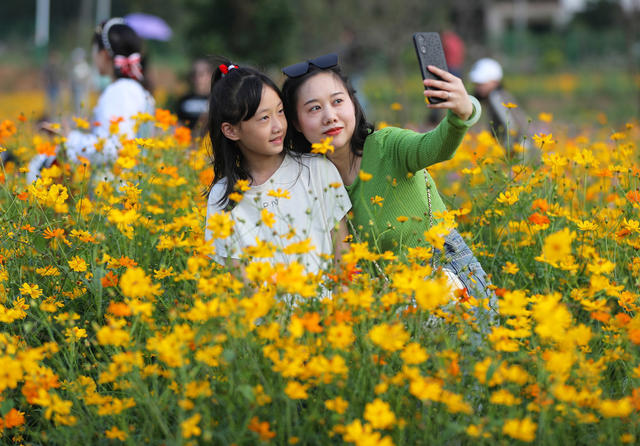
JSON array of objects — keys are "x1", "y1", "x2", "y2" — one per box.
[{"x1": 469, "y1": 58, "x2": 503, "y2": 83}]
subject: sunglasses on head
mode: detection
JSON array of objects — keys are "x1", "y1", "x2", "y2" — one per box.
[{"x1": 282, "y1": 53, "x2": 339, "y2": 78}]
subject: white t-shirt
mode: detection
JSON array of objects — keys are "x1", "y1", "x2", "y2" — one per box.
[
  {"x1": 65, "y1": 78, "x2": 155, "y2": 165},
  {"x1": 205, "y1": 153, "x2": 351, "y2": 274}
]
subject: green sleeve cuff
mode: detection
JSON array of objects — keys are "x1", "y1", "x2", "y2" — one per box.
[{"x1": 446, "y1": 95, "x2": 482, "y2": 128}]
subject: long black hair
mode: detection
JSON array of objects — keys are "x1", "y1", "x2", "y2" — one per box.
[
  {"x1": 207, "y1": 57, "x2": 285, "y2": 208},
  {"x1": 93, "y1": 18, "x2": 147, "y2": 86},
  {"x1": 282, "y1": 64, "x2": 373, "y2": 157}
]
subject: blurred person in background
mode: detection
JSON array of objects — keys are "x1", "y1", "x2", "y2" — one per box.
[
  {"x1": 441, "y1": 29, "x2": 465, "y2": 79},
  {"x1": 469, "y1": 57, "x2": 529, "y2": 156},
  {"x1": 176, "y1": 58, "x2": 213, "y2": 135},
  {"x1": 28, "y1": 18, "x2": 155, "y2": 183},
  {"x1": 70, "y1": 47, "x2": 92, "y2": 115},
  {"x1": 43, "y1": 51, "x2": 63, "y2": 119}
]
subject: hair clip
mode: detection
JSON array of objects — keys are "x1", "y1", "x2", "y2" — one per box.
[
  {"x1": 114, "y1": 53, "x2": 144, "y2": 81},
  {"x1": 219, "y1": 64, "x2": 238, "y2": 75},
  {"x1": 101, "y1": 17, "x2": 125, "y2": 56}
]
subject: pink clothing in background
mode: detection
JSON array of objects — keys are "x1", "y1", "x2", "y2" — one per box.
[{"x1": 441, "y1": 31, "x2": 465, "y2": 71}]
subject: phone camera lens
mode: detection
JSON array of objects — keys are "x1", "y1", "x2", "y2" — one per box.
[{"x1": 421, "y1": 45, "x2": 427, "y2": 54}]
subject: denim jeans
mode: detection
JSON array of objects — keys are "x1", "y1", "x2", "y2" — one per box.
[{"x1": 432, "y1": 229, "x2": 498, "y2": 319}]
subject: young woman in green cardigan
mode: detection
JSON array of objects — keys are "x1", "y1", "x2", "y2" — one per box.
[{"x1": 281, "y1": 54, "x2": 496, "y2": 310}]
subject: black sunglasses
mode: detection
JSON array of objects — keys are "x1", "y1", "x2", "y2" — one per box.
[{"x1": 282, "y1": 53, "x2": 339, "y2": 78}]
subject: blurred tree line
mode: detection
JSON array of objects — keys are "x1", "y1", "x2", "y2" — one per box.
[
  {"x1": 0, "y1": 0, "x2": 479, "y2": 71},
  {"x1": 0, "y1": 0, "x2": 637, "y2": 77}
]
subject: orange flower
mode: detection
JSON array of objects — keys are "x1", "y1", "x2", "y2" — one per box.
[
  {"x1": 591, "y1": 311, "x2": 611, "y2": 324},
  {"x1": 300, "y1": 312, "x2": 323, "y2": 333},
  {"x1": 36, "y1": 140, "x2": 57, "y2": 156},
  {"x1": 595, "y1": 168, "x2": 613, "y2": 178},
  {"x1": 626, "y1": 190, "x2": 640, "y2": 205},
  {"x1": 101, "y1": 271, "x2": 119, "y2": 288},
  {"x1": 3, "y1": 408, "x2": 26, "y2": 428},
  {"x1": 528, "y1": 212, "x2": 550, "y2": 226},
  {"x1": 0, "y1": 120, "x2": 17, "y2": 139},
  {"x1": 494, "y1": 288, "x2": 508, "y2": 298},
  {"x1": 629, "y1": 329, "x2": 640, "y2": 345},
  {"x1": 248, "y1": 416, "x2": 276, "y2": 441},
  {"x1": 107, "y1": 301, "x2": 132, "y2": 317},
  {"x1": 175, "y1": 126, "x2": 192, "y2": 145},
  {"x1": 632, "y1": 388, "x2": 640, "y2": 411},
  {"x1": 43, "y1": 227, "x2": 70, "y2": 246},
  {"x1": 118, "y1": 256, "x2": 138, "y2": 268},
  {"x1": 615, "y1": 313, "x2": 631, "y2": 326},
  {"x1": 155, "y1": 108, "x2": 177, "y2": 130},
  {"x1": 531, "y1": 198, "x2": 549, "y2": 213}
]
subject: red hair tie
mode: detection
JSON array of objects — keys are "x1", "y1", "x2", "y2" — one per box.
[
  {"x1": 114, "y1": 52, "x2": 144, "y2": 81},
  {"x1": 218, "y1": 64, "x2": 237, "y2": 75}
]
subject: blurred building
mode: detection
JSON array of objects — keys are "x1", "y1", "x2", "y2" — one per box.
[
  {"x1": 484, "y1": 0, "x2": 586, "y2": 37},
  {"x1": 483, "y1": 0, "x2": 639, "y2": 37}
]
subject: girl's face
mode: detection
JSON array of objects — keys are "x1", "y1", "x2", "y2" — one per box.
[
  {"x1": 224, "y1": 85, "x2": 287, "y2": 162},
  {"x1": 294, "y1": 72, "x2": 356, "y2": 155}
]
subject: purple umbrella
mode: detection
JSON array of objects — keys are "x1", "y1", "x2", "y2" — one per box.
[{"x1": 124, "y1": 13, "x2": 172, "y2": 41}]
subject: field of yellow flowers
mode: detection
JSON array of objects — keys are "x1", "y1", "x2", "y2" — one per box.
[{"x1": 0, "y1": 107, "x2": 639, "y2": 445}]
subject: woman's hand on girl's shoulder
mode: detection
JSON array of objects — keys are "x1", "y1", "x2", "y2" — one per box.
[{"x1": 423, "y1": 65, "x2": 473, "y2": 121}]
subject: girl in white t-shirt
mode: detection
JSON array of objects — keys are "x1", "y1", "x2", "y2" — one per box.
[
  {"x1": 27, "y1": 18, "x2": 154, "y2": 182},
  {"x1": 204, "y1": 59, "x2": 351, "y2": 274}
]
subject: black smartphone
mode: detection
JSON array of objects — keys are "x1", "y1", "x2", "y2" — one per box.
[{"x1": 413, "y1": 32, "x2": 449, "y2": 104}]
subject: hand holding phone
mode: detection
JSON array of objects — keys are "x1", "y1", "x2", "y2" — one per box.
[
  {"x1": 413, "y1": 32, "x2": 473, "y2": 119},
  {"x1": 413, "y1": 32, "x2": 449, "y2": 105}
]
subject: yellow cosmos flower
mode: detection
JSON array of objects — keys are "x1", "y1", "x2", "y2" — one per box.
[
  {"x1": 267, "y1": 188, "x2": 291, "y2": 199},
  {"x1": 119, "y1": 267, "x2": 159, "y2": 299},
  {"x1": 327, "y1": 323, "x2": 355, "y2": 350},
  {"x1": 502, "y1": 417, "x2": 537, "y2": 442},
  {"x1": 180, "y1": 413, "x2": 202, "y2": 439},
  {"x1": 401, "y1": 343, "x2": 429, "y2": 365},
  {"x1": 540, "y1": 228, "x2": 575, "y2": 265},
  {"x1": 599, "y1": 397, "x2": 633, "y2": 418},
  {"x1": 370, "y1": 195, "x2": 384, "y2": 207},
  {"x1": 68, "y1": 256, "x2": 88, "y2": 272},
  {"x1": 234, "y1": 179, "x2": 251, "y2": 192},
  {"x1": 325, "y1": 396, "x2": 349, "y2": 414},
  {"x1": 538, "y1": 112, "x2": 553, "y2": 122},
  {"x1": 364, "y1": 398, "x2": 396, "y2": 430},
  {"x1": 502, "y1": 261, "x2": 519, "y2": 274},
  {"x1": 532, "y1": 133, "x2": 554, "y2": 148},
  {"x1": 359, "y1": 171, "x2": 373, "y2": 182},
  {"x1": 105, "y1": 426, "x2": 127, "y2": 441},
  {"x1": 369, "y1": 323, "x2": 409, "y2": 352},
  {"x1": 19, "y1": 283, "x2": 43, "y2": 299},
  {"x1": 311, "y1": 137, "x2": 335, "y2": 154},
  {"x1": 207, "y1": 212, "x2": 235, "y2": 239},
  {"x1": 284, "y1": 381, "x2": 308, "y2": 400},
  {"x1": 496, "y1": 190, "x2": 519, "y2": 205},
  {"x1": 261, "y1": 208, "x2": 276, "y2": 228},
  {"x1": 72, "y1": 116, "x2": 90, "y2": 129}
]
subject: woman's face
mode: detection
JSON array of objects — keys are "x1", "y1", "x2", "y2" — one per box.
[{"x1": 294, "y1": 72, "x2": 356, "y2": 155}]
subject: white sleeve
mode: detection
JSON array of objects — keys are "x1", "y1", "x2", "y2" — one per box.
[{"x1": 310, "y1": 156, "x2": 352, "y2": 225}]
